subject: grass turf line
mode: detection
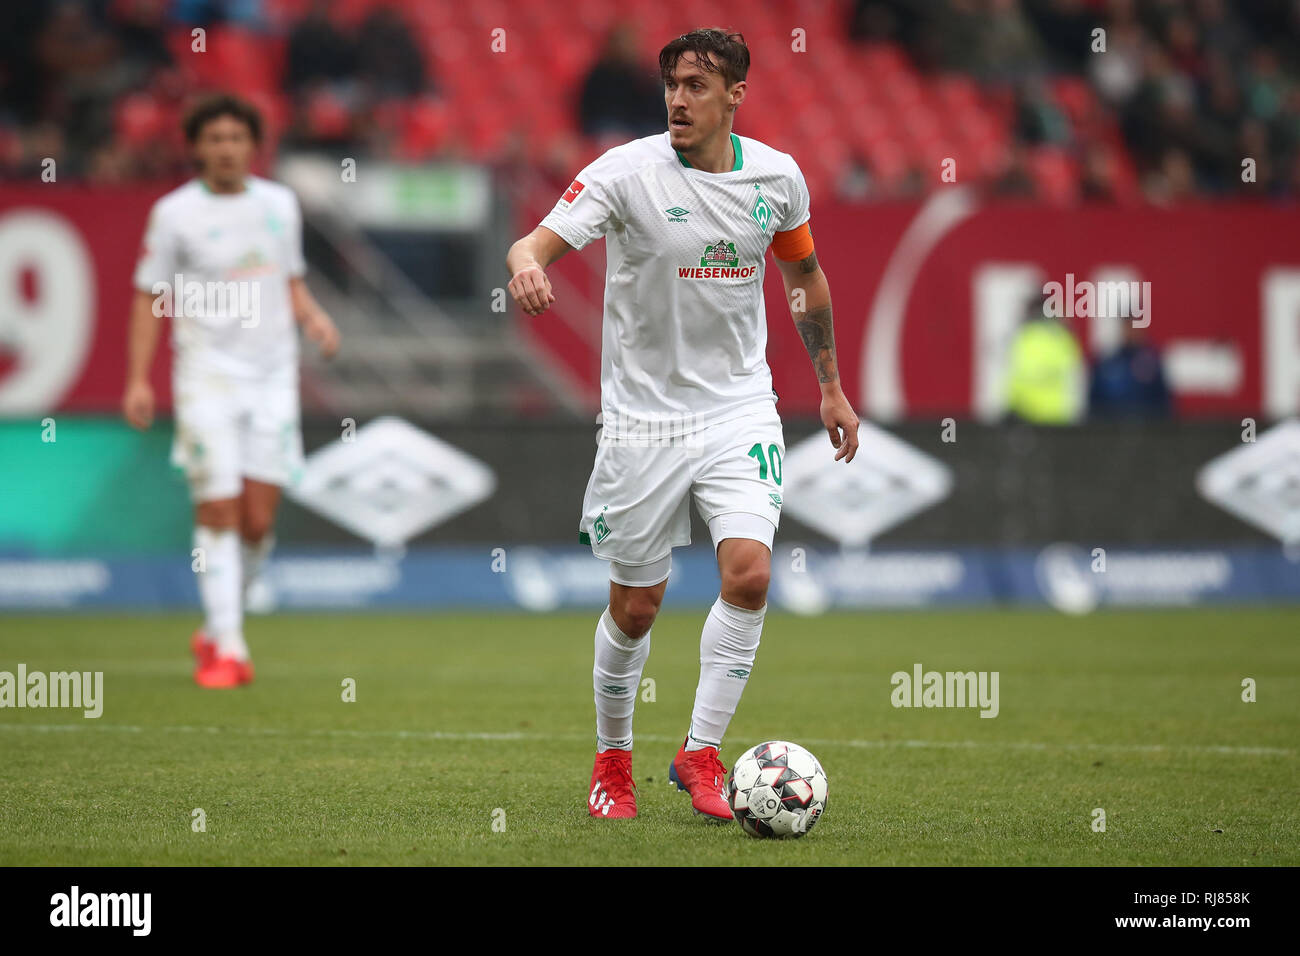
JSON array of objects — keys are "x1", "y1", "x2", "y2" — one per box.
[{"x1": 0, "y1": 609, "x2": 1296, "y2": 865}]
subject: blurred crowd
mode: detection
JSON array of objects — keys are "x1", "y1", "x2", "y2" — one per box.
[
  {"x1": 852, "y1": 0, "x2": 1300, "y2": 199},
  {"x1": 1, "y1": 0, "x2": 1298, "y2": 201}
]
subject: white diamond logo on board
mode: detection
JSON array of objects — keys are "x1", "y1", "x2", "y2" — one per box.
[
  {"x1": 288, "y1": 417, "x2": 496, "y2": 549},
  {"x1": 1197, "y1": 418, "x2": 1300, "y2": 550},
  {"x1": 780, "y1": 422, "x2": 953, "y2": 548}
]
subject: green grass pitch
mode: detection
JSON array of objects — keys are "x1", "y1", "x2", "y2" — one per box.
[{"x1": 1, "y1": 608, "x2": 1296, "y2": 865}]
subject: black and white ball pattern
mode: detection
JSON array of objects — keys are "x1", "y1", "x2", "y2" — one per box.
[{"x1": 727, "y1": 741, "x2": 828, "y2": 838}]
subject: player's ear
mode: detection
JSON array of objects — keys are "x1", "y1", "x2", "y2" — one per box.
[{"x1": 730, "y1": 81, "x2": 746, "y2": 111}]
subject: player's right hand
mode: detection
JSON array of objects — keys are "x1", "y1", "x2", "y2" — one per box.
[
  {"x1": 122, "y1": 379, "x2": 154, "y2": 430},
  {"x1": 508, "y1": 264, "x2": 556, "y2": 316}
]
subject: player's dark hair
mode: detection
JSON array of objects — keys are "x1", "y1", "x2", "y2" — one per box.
[
  {"x1": 659, "y1": 28, "x2": 749, "y2": 89},
  {"x1": 182, "y1": 93, "x2": 263, "y2": 144}
]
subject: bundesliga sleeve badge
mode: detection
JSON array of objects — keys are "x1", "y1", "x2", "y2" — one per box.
[{"x1": 558, "y1": 179, "x2": 585, "y2": 209}]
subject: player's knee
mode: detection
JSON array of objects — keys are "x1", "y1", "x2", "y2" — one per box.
[
  {"x1": 721, "y1": 562, "x2": 770, "y2": 608},
  {"x1": 196, "y1": 498, "x2": 239, "y2": 529},
  {"x1": 241, "y1": 507, "x2": 274, "y2": 543},
  {"x1": 622, "y1": 604, "x2": 659, "y2": 640},
  {"x1": 614, "y1": 593, "x2": 660, "y2": 639}
]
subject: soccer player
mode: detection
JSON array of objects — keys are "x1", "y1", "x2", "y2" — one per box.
[
  {"x1": 122, "y1": 94, "x2": 340, "y2": 688},
  {"x1": 506, "y1": 29, "x2": 859, "y2": 820}
]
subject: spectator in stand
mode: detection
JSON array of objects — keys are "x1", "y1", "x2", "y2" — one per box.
[
  {"x1": 578, "y1": 23, "x2": 663, "y2": 139},
  {"x1": 283, "y1": 3, "x2": 430, "y2": 150},
  {"x1": 1014, "y1": 76, "x2": 1071, "y2": 145},
  {"x1": 975, "y1": 0, "x2": 1045, "y2": 83},
  {"x1": 1278, "y1": 87, "x2": 1300, "y2": 184},
  {"x1": 849, "y1": 0, "x2": 938, "y2": 68},
  {"x1": 1089, "y1": 1, "x2": 1146, "y2": 108},
  {"x1": 1202, "y1": 53, "x2": 1245, "y2": 189},
  {"x1": 355, "y1": 5, "x2": 426, "y2": 99},
  {"x1": 32, "y1": 1, "x2": 123, "y2": 178},
  {"x1": 1005, "y1": 299, "x2": 1086, "y2": 426},
  {"x1": 992, "y1": 142, "x2": 1038, "y2": 197},
  {"x1": 1195, "y1": 0, "x2": 1251, "y2": 67},
  {"x1": 1164, "y1": 12, "x2": 1207, "y2": 84},
  {"x1": 1023, "y1": 0, "x2": 1094, "y2": 72},
  {"x1": 170, "y1": 0, "x2": 265, "y2": 29},
  {"x1": 1145, "y1": 147, "x2": 1197, "y2": 204},
  {"x1": 283, "y1": 5, "x2": 358, "y2": 152},
  {"x1": 284, "y1": 0, "x2": 355, "y2": 95},
  {"x1": 0, "y1": 2, "x2": 49, "y2": 125},
  {"x1": 113, "y1": 0, "x2": 172, "y2": 82},
  {"x1": 3, "y1": 0, "x2": 1300, "y2": 200},
  {"x1": 1243, "y1": 45, "x2": 1287, "y2": 124},
  {"x1": 1088, "y1": 325, "x2": 1171, "y2": 419},
  {"x1": 1079, "y1": 142, "x2": 1119, "y2": 201}
]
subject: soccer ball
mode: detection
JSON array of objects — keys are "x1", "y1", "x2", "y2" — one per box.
[{"x1": 727, "y1": 740, "x2": 828, "y2": 838}]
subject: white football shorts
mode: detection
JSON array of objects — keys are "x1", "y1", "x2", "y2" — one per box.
[
  {"x1": 170, "y1": 366, "x2": 303, "y2": 502},
  {"x1": 579, "y1": 401, "x2": 786, "y2": 586}
]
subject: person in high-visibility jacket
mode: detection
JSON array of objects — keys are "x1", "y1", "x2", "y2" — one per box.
[{"x1": 1005, "y1": 311, "x2": 1086, "y2": 425}]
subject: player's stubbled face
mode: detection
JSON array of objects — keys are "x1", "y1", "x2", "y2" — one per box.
[
  {"x1": 665, "y1": 53, "x2": 734, "y2": 152},
  {"x1": 194, "y1": 115, "x2": 255, "y2": 189}
]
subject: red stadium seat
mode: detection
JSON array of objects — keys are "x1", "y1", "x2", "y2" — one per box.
[
  {"x1": 398, "y1": 98, "x2": 452, "y2": 159},
  {"x1": 935, "y1": 74, "x2": 981, "y2": 112},
  {"x1": 1052, "y1": 75, "x2": 1095, "y2": 125},
  {"x1": 854, "y1": 44, "x2": 910, "y2": 80},
  {"x1": 845, "y1": 105, "x2": 890, "y2": 154},
  {"x1": 115, "y1": 92, "x2": 167, "y2": 146},
  {"x1": 465, "y1": 105, "x2": 513, "y2": 159},
  {"x1": 1028, "y1": 147, "x2": 1080, "y2": 205},
  {"x1": 303, "y1": 88, "x2": 352, "y2": 141},
  {"x1": 864, "y1": 139, "x2": 910, "y2": 192}
]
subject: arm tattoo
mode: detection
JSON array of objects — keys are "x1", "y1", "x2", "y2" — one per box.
[
  {"x1": 797, "y1": 251, "x2": 819, "y2": 274},
  {"x1": 795, "y1": 305, "x2": 838, "y2": 384}
]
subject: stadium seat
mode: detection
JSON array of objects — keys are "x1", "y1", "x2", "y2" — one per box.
[
  {"x1": 1028, "y1": 147, "x2": 1080, "y2": 205},
  {"x1": 115, "y1": 93, "x2": 168, "y2": 147},
  {"x1": 864, "y1": 139, "x2": 910, "y2": 192},
  {"x1": 397, "y1": 98, "x2": 452, "y2": 160},
  {"x1": 303, "y1": 88, "x2": 352, "y2": 142}
]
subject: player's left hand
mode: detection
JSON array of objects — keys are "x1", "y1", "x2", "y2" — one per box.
[
  {"x1": 303, "y1": 311, "x2": 340, "y2": 359},
  {"x1": 820, "y1": 387, "x2": 859, "y2": 463}
]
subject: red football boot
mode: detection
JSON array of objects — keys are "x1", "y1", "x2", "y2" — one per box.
[
  {"x1": 669, "y1": 737, "x2": 732, "y2": 822},
  {"x1": 190, "y1": 629, "x2": 216, "y2": 669},
  {"x1": 194, "y1": 654, "x2": 254, "y2": 688},
  {"x1": 588, "y1": 748, "x2": 637, "y2": 818}
]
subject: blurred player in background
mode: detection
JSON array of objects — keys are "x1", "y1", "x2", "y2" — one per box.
[
  {"x1": 121, "y1": 94, "x2": 340, "y2": 688},
  {"x1": 507, "y1": 29, "x2": 859, "y2": 820}
]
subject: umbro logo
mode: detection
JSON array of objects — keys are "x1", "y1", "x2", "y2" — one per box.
[{"x1": 665, "y1": 206, "x2": 690, "y2": 222}]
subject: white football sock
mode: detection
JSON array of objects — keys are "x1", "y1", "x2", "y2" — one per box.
[
  {"x1": 241, "y1": 533, "x2": 274, "y2": 593},
  {"x1": 593, "y1": 607, "x2": 650, "y2": 752},
  {"x1": 685, "y1": 598, "x2": 765, "y2": 751},
  {"x1": 195, "y1": 525, "x2": 249, "y2": 661}
]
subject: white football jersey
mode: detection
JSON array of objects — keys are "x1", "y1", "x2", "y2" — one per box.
[
  {"x1": 134, "y1": 176, "x2": 306, "y2": 379},
  {"x1": 540, "y1": 131, "x2": 810, "y2": 438}
]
